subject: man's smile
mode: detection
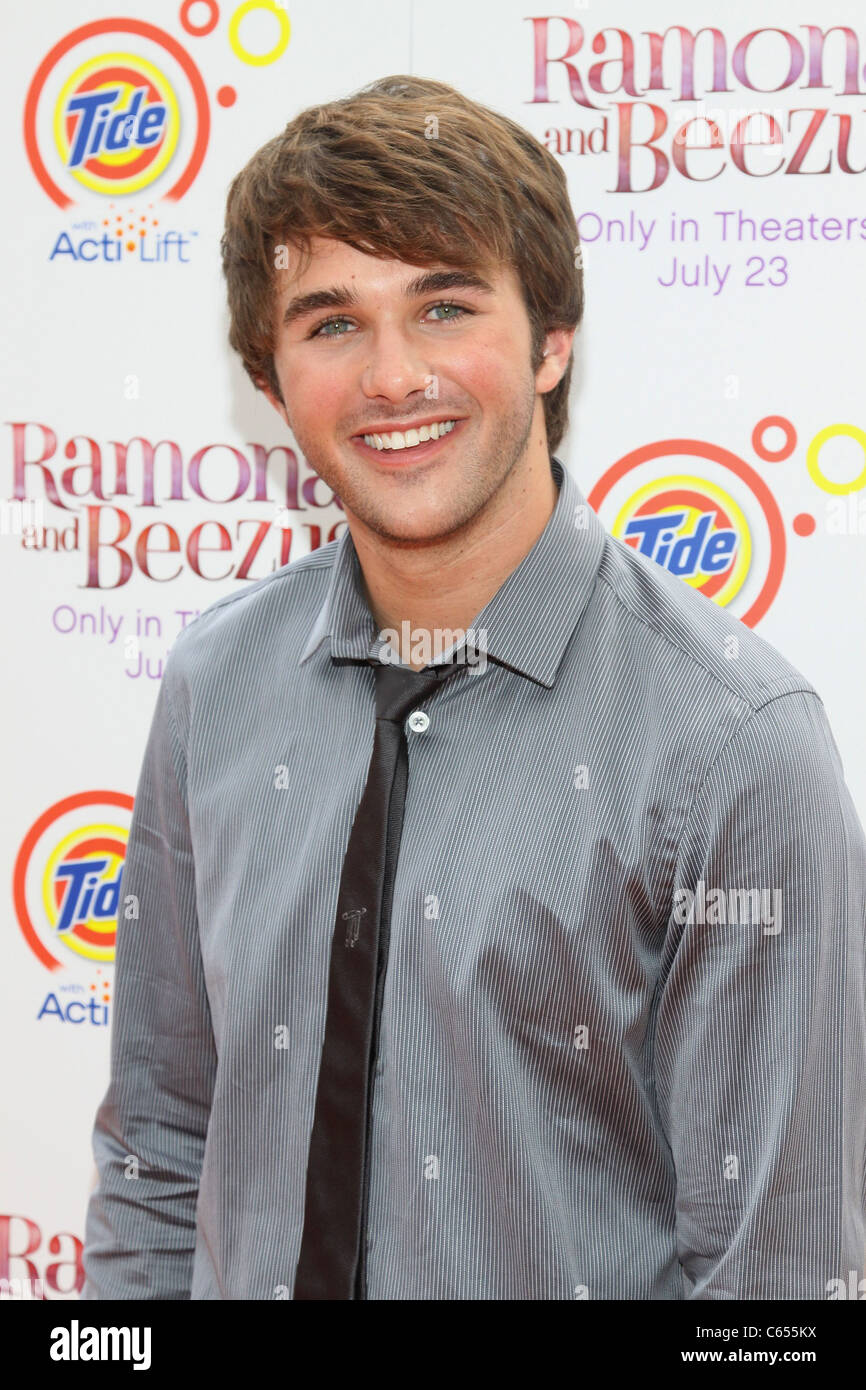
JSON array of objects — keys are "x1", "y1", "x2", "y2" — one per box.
[{"x1": 349, "y1": 415, "x2": 469, "y2": 468}]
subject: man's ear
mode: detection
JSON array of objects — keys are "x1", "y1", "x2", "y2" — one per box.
[{"x1": 536, "y1": 326, "x2": 576, "y2": 393}]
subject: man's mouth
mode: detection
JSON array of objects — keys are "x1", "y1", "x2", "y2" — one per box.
[{"x1": 350, "y1": 416, "x2": 467, "y2": 465}]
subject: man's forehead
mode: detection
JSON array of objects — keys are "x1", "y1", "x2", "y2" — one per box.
[{"x1": 276, "y1": 236, "x2": 504, "y2": 296}]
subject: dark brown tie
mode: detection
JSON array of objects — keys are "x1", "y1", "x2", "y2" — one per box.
[{"x1": 293, "y1": 654, "x2": 462, "y2": 1300}]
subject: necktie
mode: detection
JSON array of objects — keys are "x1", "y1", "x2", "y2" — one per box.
[{"x1": 293, "y1": 654, "x2": 463, "y2": 1300}]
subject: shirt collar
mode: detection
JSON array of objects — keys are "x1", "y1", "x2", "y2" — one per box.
[{"x1": 299, "y1": 456, "x2": 607, "y2": 689}]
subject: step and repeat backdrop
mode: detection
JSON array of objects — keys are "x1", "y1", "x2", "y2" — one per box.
[{"x1": 2, "y1": 0, "x2": 865, "y2": 1298}]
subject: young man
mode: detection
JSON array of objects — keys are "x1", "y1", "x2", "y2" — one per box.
[{"x1": 82, "y1": 75, "x2": 866, "y2": 1300}]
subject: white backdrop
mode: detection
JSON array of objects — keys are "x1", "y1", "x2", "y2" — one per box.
[{"x1": 2, "y1": 0, "x2": 865, "y2": 1297}]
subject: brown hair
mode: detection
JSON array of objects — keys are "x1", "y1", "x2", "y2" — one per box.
[{"x1": 220, "y1": 74, "x2": 583, "y2": 454}]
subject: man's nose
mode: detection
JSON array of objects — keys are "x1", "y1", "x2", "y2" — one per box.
[{"x1": 360, "y1": 327, "x2": 434, "y2": 401}]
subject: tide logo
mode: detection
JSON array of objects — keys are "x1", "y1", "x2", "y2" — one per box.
[
  {"x1": 13, "y1": 792, "x2": 133, "y2": 970},
  {"x1": 614, "y1": 475, "x2": 751, "y2": 608},
  {"x1": 25, "y1": 18, "x2": 209, "y2": 209},
  {"x1": 57, "y1": 55, "x2": 177, "y2": 196},
  {"x1": 589, "y1": 433, "x2": 787, "y2": 627}
]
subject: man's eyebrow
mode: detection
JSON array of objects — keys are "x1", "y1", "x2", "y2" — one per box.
[{"x1": 281, "y1": 269, "x2": 495, "y2": 328}]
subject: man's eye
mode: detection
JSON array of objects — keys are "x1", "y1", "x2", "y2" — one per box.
[
  {"x1": 426, "y1": 301, "x2": 470, "y2": 323},
  {"x1": 310, "y1": 316, "x2": 353, "y2": 339},
  {"x1": 308, "y1": 301, "x2": 472, "y2": 339}
]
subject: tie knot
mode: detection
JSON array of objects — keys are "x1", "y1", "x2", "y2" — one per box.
[{"x1": 371, "y1": 657, "x2": 461, "y2": 724}]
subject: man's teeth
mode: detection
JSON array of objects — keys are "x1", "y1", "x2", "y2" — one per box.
[{"x1": 361, "y1": 419, "x2": 459, "y2": 451}]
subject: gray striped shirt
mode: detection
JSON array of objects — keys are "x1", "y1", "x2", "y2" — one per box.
[{"x1": 81, "y1": 455, "x2": 866, "y2": 1300}]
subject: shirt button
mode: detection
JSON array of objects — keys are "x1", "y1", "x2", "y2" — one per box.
[
  {"x1": 375, "y1": 1056, "x2": 384, "y2": 1076},
  {"x1": 407, "y1": 710, "x2": 429, "y2": 733},
  {"x1": 366, "y1": 1231, "x2": 373, "y2": 1249}
]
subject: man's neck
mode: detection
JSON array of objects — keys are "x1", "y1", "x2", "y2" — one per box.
[{"x1": 351, "y1": 449, "x2": 560, "y2": 669}]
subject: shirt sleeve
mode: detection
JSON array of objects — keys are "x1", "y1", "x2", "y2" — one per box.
[
  {"x1": 80, "y1": 646, "x2": 217, "y2": 1299},
  {"x1": 654, "y1": 688, "x2": 866, "y2": 1299}
]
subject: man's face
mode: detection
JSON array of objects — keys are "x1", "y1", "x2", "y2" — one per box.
[{"x1": 263, "y1": 235, "x2": 562, "y2": 544}]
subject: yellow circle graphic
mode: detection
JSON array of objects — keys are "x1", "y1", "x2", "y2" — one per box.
[
  {"x1": 612, "y1": 474, "x2": 751, "y2": 608},
  {"x1": 229, "y1": 1, "x2": 291, "y2": 65},
  {"x1": 806, "y1": 423, "x2": 866, "y2": 495},
  {"x1": 54, "y1": 52, "x2": 179, "y2": 195}
]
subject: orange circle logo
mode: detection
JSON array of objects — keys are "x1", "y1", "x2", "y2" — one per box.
[
  {"x1": 54, "y1": 52, "x2": 180, "y2": 196},
  {"x1": 588, "y1": 437, "x2": 786, "y2": 628},
  {"x1": 25, "y1": 18, "x2": 210, "y2": 208},
  {"x1": 612, "y1": 474, "x2": 751, "y2": 607},
  {"x1": 13, "y1": 791, "x2": 133, "y2": 970}
]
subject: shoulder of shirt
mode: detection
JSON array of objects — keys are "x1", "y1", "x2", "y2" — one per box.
[
  {"x1": 164, "y1": 537, "x2": 339, "y2": 668},
  {"x1": 594, "y1": 528, "x2": 820, "y2": 719},
  {"x1": 163, "y1": 518, "x2": 821, "y2": 719}
]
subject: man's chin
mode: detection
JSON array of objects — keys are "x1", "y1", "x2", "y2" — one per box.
[{"x1": 347, "y1": 510, "x2": 461, "y2": 547}]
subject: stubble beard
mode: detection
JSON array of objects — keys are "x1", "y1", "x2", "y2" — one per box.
[{"x1": 289, "y1": 374, "x2": 539, "y2": 547}]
